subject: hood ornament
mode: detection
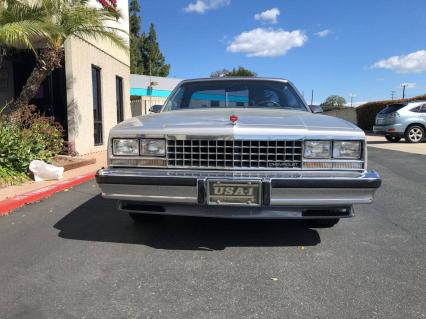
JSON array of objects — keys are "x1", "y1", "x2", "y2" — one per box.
[{"x1": 230, "y1": 114, "x2": 238, "y2": 125}]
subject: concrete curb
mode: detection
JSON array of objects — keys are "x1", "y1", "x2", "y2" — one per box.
[{"x1": 0, "y1": 172, "x2": 96, "y2": 216}]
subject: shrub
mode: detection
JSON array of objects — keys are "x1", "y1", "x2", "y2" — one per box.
[
  {"x1": 0, "y1": 105, "x2": 64, "y2": 186},
  {"x1": 356, "y1": 94, "x2": 426, "y2": 130}
]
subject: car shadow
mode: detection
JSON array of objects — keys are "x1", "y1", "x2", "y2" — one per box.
[{"x1": 54, "y1": 195, "x2": 321, "y2": 251}]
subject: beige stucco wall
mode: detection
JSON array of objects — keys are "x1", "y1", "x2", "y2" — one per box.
[
  {"x1": 65, "y1": 37, "x2": 130, "y2": 155},
  {"x1": 87, "y1": 0, "x2": 130, "y2": 66}
]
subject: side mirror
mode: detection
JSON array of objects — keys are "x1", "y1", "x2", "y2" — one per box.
[
  {"x1": 149, "y1": 104, "x2": 162, "y2": 113},
  {"x1": 309, "y1": 105, "x2": 323, "y2": 113}
]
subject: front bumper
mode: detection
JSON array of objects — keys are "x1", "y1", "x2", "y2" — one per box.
[
  {"x1": 96, "y1": 168, "x2": 381, "y2": 218},
  {"x1": 373, "y1": 124, "x2": 404, "y2": 135}
]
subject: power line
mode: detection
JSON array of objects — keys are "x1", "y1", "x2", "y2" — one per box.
[{"x1": 391, "y1": 90, "x2": 396, "y2": 100}]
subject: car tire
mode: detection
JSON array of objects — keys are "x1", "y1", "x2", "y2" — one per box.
[
  {"x1": 128, "y1": 212, "x2": 163, "y2": 223},
  {"x1": 385, "y1": 135, "x2": 402, "y2": 142},
  {"x1": 404, "y1": 125, "x2": 425, "y2": 143},
  {"x1": 307, "y1": 218, "x2": 340, "y2": 228}
]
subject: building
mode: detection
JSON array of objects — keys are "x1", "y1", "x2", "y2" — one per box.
[
  {"x1": 0, "y1": 0, "x2": 130, "y2": 155},
  {"x1": 129, "y1": 74, "x2": 182, "y2": 116}
]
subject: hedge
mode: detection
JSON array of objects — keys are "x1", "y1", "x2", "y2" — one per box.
[
  {"x1": 356, "y1": 94, "x2": 426, "y2": 130},
  {"x1": 0, "y1": 105, "x2": 64, "y2": 186}
]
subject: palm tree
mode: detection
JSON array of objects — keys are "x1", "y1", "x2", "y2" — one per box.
[
  {"x1": 0, "y1": 0, "x2": 52, "y2": 68},
  {"x1": 0, "y1": 0, "x2": 128, "y2": 109}
]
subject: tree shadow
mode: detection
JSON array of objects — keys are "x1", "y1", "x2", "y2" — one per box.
[{"x1": 54, "y1": 195, "x2": 321, "y2": 251}]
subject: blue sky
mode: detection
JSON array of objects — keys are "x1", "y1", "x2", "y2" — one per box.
[{"x1": 138, "y1": 0, "x2": 426, "y2": 104}]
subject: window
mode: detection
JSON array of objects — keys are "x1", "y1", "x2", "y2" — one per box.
[
  {"x1": 92, "y1": 65, "x2": 103, "y2": 145},
  {"x1": 116, "y1": 76, "x2": 124, "y2": 122},
  {"x1": 164, "y1": 80, "x2": 307, "y2": 112},
  {"x1": 410, "y1": 104, "x2": 426, "y2": 113},
  {"x1": 379, "y1": 104, "x2": 406, "y2": 114}
]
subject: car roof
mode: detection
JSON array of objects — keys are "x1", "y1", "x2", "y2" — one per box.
[
  {"x1": 407, "y1": 100, "x2": 426, "y2": 104},
  {"x1": 180, "y1": 77, "x2": 289, "y2": 83},
  {"x1": 386, "y1": 101, "x2": 426, "y2": 108}
]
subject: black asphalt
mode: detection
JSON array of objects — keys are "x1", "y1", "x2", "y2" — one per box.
[{"x1": 0, "y1": 148, "x2": 425, "y2": 319}]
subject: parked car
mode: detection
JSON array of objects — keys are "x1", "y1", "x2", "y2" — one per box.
[
  {"x1": 373, "y1": 101, "x2": 426, "y2": 143},
  {"x1": 96, "y1": 78, "x2": 381, "y2": 227}
]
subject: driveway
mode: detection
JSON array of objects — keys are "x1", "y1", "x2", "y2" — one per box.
[
  {"x1": 0, "y1": 148, "x2": 425, "y2": 319},
  {"x1": 367, "y1": 134, "x2": 426, "y2": 155}
]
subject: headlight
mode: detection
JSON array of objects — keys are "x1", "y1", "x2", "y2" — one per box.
[
  {"x1": 333, "y1": 141, "x2": 362, "y2": 159},
  {"x1": 304, "y1": 141, "x2": 331, "y2": 159},
  {"x1": 141, "y1": 139, "x2": 166, "y2": 157},
  {"x1": 112, "y1": 139, "x2": 139, "y2": 156}
]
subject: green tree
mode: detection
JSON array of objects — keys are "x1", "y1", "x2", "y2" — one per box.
[
  {"x1": 321, "y1": 95, "x2": 347, "y2": 110},
  {"x1": 129, "y1": 0, "x2": 143, "y2": 74},
  {"x1": 129, "y1": 0, "x2": 141, "y2": 36},
  {"x1": 0, "y1": 0, "x2": 127, "y2": 109},
  {"x1": 0, "y1": 0, "x2": 52, "y2": 68},
  {"x1": 141, "y1": 23, "x2": 170, "y2": 77},
  {"x1": 210, "y1": 66, "x2": 257, "y2": 78}
]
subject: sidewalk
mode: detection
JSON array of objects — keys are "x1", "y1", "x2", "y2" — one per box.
[
  {"x1": 0, "y1": 151, "x2": 107, "y2": 202},
  {"x1": 367, "y1": 135, "x2": 426, "y2": 155}
]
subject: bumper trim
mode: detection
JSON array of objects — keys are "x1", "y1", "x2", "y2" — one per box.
[
  {"x1": 96, "y1": 174, "x2": 197, "y2": 187},
  {"x1": 96, "y1": 168, "x2": 381, "y2": 208},
  {"x1": 271, "y1": 171, "x2": 381, "y2": 189}
]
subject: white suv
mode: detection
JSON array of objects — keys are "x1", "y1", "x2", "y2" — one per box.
[{"x1": 373, "y1": 101, "x2": 426, "y2": 143}]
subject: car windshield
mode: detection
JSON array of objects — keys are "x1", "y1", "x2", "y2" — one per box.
[
  {"x1": 379, "y1": 104, "x2": 406, "y2": 114},
  {"x1": 163, "y1": 80, "x2": 308, "y2": 112}
]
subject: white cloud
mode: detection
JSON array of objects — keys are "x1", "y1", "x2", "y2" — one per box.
[
  {"x1": 184, "y1": 0, "x2": 230, "y2": 13},
  {"x1": 315, "y1": 29, "x2": 331, "y2": 38},
  {"x1": 400, "y1": 82, "x2": 416, "y2": 89},
  {"x1": 227, "y1": 28, "x2": 307, "y2": 57},
  {"x1": 254, "y1": 8, "x2": 280, "y2": 24},
  {"x1": 372, "y1": 50, "x2": 426, "y2": 73}
]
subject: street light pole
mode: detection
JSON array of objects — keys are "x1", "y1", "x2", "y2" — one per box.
[{"x1": 349, "y1": 93, "x2": 356, "y2": 107}]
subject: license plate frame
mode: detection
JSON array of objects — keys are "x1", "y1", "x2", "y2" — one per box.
[{"x1": 206, "y1": 180, "x2": 262, "y2": 206}]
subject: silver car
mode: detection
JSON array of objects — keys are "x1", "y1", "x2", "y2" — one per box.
[
  {"x1": 96, "y1": 78, "x2": 381, "y2": 227},
  {"x1": 373, "y1": 101, "x2": 426, "y2": 143}
]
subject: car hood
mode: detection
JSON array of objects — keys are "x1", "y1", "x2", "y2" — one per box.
[{"x1": 111, "y1": 108, "x2": 364, "y2": 139}]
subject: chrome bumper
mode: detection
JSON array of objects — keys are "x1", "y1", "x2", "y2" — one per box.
[
  {"x1": 373, "y1": 124, "x2": 404, "y2": 135},
  {"x1": 96, "y1": 168, "x2": 381, "y2": 217}
]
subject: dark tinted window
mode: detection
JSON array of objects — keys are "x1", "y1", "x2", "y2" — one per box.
[
  {"x1": 378, "y1": 104, "x2": 406, "y2": 114},
  {"x1": 164, "y1": 80, "x2": 307, "y2": 111},
  {"x1": 116, "y1": 76, "x2": 124, "y2": 122},
  {"x1": 408, "y1": 104, "x2": 426, "y2": 113},
  {"x1": 92, "y1": 65, "x2": 103, "y2": 145}
]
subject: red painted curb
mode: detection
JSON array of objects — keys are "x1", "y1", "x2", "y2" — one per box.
[{"x1": 0, "y1": 172, "x2": 96, "y2": 216}]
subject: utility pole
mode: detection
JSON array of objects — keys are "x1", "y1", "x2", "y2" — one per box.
[
  {"x1": 310, "y1": 90, "x2": 314, "y2": 106},
  {"x1": 401, "y1": 83, "x2": 409, "y2": 99},
  {"x1": 391, "y1": 90, "x2": 395, "y2": 100}
]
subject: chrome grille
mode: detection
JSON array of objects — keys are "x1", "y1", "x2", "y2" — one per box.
[{"x1": 167, "y1": 139, "x2": 303, "y2": 169}]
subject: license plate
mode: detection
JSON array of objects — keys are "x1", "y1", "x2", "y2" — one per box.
[{"x1": 207, "y1": 180, "x2": 262, "y2": 206}]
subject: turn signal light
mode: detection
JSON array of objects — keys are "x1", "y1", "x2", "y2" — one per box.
[{"x1": 303, "y1": 162, "x2": 363, "y2": 169}]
